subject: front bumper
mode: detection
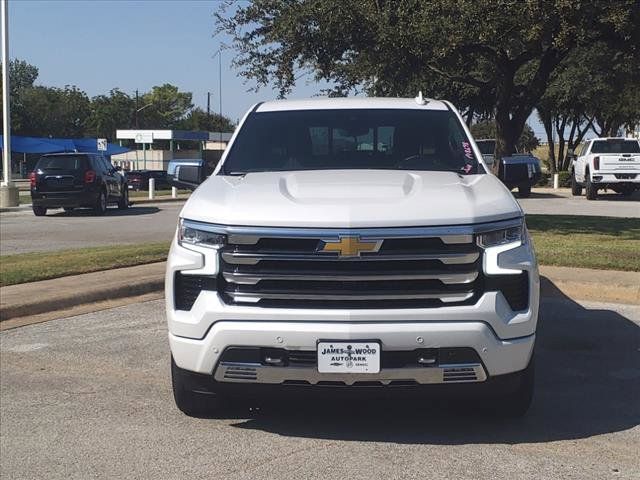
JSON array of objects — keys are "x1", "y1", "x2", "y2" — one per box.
[
  {"x1": 167, "y1": 225, "x2": 539, "y2": 384},
  {"x1": 170, "y1": 320, "x2": 535, "y2": 380}
]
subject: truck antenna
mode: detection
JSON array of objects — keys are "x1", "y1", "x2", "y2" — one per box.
[{"x1": 415, "y1": 91, "x2": 427, "y2": 105}]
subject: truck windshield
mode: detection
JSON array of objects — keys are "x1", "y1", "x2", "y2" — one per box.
[
  {"x1": 591, "y1": 140, "x2": 640, "y2": 154},
  {"x1": 221, "y1": 109, "x2": 482, "y2": 175}
]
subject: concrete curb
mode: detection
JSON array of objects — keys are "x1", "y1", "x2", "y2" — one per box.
[
  {"x1": 1, "y1": 263, "x2": 638, "y2": 324},
  {"x1": 0, "y1": 263, "x2": 166, "y2": 322},
  {"x1": 129, "y1": 195, "x2": 190, "y2": 205}
]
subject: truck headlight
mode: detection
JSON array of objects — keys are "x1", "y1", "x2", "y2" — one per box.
[
  {"x1": 477, "y1": 224, "x2": 524, "y2": 248},
  {"x1": 478, "y1": 220, "x2": 527, "y2": 275},
  {"x1": 178, "y1": 219, "x2": 226, "y2": 249}
]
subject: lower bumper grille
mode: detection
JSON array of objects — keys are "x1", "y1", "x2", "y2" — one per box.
[
  {"x1": 214, "y1": 363, "x2": 486, "y2": 385},
  {"x1": 214, "y1": 347, "x2": 486, "y2": 385}
]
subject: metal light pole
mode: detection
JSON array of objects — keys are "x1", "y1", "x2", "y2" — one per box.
[
  {"x1": 213, "y1": 48, "x2": 223, "y2": 143},
  {"x1": 1, "y1": 0, "x2": 18, "y2": 207}
]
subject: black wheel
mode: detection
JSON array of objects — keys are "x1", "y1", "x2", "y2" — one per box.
[
  {"x1": 620, "y1": 187, "x2": 635, "y2": 197},
  {"x1": 117, "y1": 186, "x2": 129, "y2": 210},
  {"x1": 63, "y1": 207, "x2": 75, "y2": 214},
  {"x1": 518, "y1": 185, "x2": 531, "y2": 198},
  {"x1": 94, "y1": 190, "x2": 107, "y2": 215},
  {"x1": 492, "y1": 356, "x2": 535, "y2": 418},
  {"x1": 32, "y1": 206, "x2": 47, "y2": 216},
  {"x1": 570, "y1": 172, "x2": 582, "y2": 196},
  {"x1": 171, "y1": 356, "x2": 222, "y2": 417},
  {"x1": 585, "y1": 172, "x2": 598, "y2": 200}
]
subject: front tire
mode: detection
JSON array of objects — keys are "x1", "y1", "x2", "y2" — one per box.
[
  {"x1": 518, "y1": 185, "x2": 531, "y2": 198},
  {"x1": 32, "y1": 206, "x2": 47, "y2": 216},
  {"x1": 570, "y1": 172, "x2": 582, "y2": 196},
  {"x1": 585, "y1": 173, "x2": 598, "y2": 200},
  {"x1": 94, "y1": 190, "x2": 107, "y2": 215},
  {"x1": 171, "y1": 356, "x2": 222, "y2": 417}
]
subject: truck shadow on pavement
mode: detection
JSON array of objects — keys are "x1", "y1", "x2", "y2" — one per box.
[{"x1": 228, "y1": 283, "x2": 640, "y2": 445}]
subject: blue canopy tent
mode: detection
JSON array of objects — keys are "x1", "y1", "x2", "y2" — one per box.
[
  {"x1": 1, "y1": 135, "x2": 130, "y2": 178},
  {"x1": 0, "y1": 135, "x2": 130, "y2": 156}
]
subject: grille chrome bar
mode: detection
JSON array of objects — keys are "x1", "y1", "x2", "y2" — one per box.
[
  {"x1": 222, "y1": 251, "x2": 480, "y2": 265},
  {"x1": 227, "y1": 290, "x2": 475, "y2": 303},
  {"x1": 223, "y1": 270, "x2": 478, "y2": 285},
  {"x1": 227, "y1": 233, "x2": 475, "y2": 245},
  {"x1": 214, "y1": 362, "x2": 487, "y2": 385}
]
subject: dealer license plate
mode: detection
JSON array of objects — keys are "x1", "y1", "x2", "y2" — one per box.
[{"x1": 317, "y1": 341, "x2": 380, "y2": 374}]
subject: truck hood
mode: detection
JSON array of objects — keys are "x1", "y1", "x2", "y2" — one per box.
[{"x1": 180, "y1": 170, "x2": 522, "y2": 228}]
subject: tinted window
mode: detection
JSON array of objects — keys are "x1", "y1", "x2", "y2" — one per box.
[
  {"x1": 222, "y1": 109, "x2": 481, "y2": 175},
  {"x1": 36, "y1": 155, "x2": 87, "y2": 171},
  {"x1": 96, "y1": 156, "x2": 112, "y2": 172},
  {"x1": 476, "y1": 140, "x2": 496, "y2": 155},
  {"x1": 591, "y1": 140, "x2": 640, "y2": 154}
]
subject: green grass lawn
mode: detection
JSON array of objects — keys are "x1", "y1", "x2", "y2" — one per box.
[
  {"x1": 0, "y1": 242, "x2": 170, "y2": 287},
  {"x1": 526, "y1": 215, "x2": 640, "y2": 272}
]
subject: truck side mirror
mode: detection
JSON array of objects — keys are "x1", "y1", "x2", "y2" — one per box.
[{"x1": 176, "y1": 165, "x2": 204, "y2": 190}]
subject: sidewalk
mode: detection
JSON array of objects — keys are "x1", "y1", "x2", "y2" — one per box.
[{"x1": 1, "y1": 262, "x2": 638, "y2": 329}]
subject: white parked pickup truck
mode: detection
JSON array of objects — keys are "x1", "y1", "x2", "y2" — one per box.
[
  {"x1": 571, "y1": 137, "x2": 640, "y2": 199},
  {"x1": 166, "y1": 96, "x2": 540, "y2": 418}
]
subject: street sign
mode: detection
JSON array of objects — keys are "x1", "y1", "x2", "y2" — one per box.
[
  {"x1": 97, "y1": 138, "x2": 108, "y2": 151},
  {"x1": 135, "y1": 132, "x2": 153, "y2": 144}
]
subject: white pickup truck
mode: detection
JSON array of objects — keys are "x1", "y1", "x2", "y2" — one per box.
[
  {"x1": 571, "y1": 137, "x2": 640, "y2": 199},
  {"x1": 166, "y1": 97, "x2": 540, "y2": 418}
]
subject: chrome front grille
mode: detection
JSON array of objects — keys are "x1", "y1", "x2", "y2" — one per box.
[{"x1": 218, "y1": 226, "x2": 482, "y2": 308}]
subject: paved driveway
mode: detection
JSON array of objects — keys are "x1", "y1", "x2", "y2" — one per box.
[
  {"x1": 517, "y1": 188, "x2": 640, "y2": 217},
  {"x1": 1, "y1": 295, "x2": 639, "y2": 479}
]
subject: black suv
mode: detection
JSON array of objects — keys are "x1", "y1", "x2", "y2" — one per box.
[{"x1": 30, "y1": 153, "x2": 129, "y2": 216}]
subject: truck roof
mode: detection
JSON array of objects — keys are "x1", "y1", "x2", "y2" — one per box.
[{"x1": 256, "y1": 97, "x2": 450, "y2": 112}]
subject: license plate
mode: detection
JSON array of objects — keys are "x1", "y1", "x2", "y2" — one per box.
[{"x1": 317, "y1": 341, "x2": 380, "y2": 374}]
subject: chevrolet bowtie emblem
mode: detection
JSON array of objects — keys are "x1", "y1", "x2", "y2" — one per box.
[{"x1": 318, "y1": 236, "x2": 383, "y2": 257}]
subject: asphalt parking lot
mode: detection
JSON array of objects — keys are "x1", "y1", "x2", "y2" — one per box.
[
  {"x1": 0, "y1": 201, "x2": 183, "y2": 255},
  {"x1": 1, "y1": 189, "x2": 638, "y2": 256},
  {"x1": 1, "y1": 293, "x2": 639, "y2": 479}
]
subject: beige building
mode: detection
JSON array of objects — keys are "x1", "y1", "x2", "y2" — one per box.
[{"x1": 113, "y1": 129, "x2": 233, "y2": 171}]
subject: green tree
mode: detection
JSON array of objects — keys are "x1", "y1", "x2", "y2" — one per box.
[
  {"x1": 139, "y1": 84, "x2": 193, "y2": 129},
  {"x1": 175, "y1": 107, "x2": 235, "y2": 132},
  {"x1": 0, "y1": 59, "x2": 39, "y2": 132},
  {"x1": 537, "y1": 41, "x2": 640, "y2": 173},
  {"x1": 87, "y1": 89, "x2": 135, "y2": 140},
  {"x1": 19, "y1": 86, "x2": 91, "y2": 138},
  {"x1": 216, "y1": 0, "x2": 638, "y2": 166}
]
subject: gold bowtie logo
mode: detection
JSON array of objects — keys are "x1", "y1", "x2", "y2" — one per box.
[{"x1": 318, "y1": 236, "x2": 382, "y2": 257}]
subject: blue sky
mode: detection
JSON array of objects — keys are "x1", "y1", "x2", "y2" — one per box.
[{"x1": 9, "y1": 0, "x2": 547, "y2": 137}]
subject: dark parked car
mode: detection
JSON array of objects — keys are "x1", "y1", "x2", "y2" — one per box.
[
  {"x1": 126, "y1": 170, "x2": 170, "y2": 191},
  {"x1": 475, "y1": 139, "x2": 541, "y2": 197},
  {"x1": 29, "y1": 153, "x2": 129, "y2": 216}
]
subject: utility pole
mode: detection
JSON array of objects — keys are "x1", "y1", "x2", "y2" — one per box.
[
  {"x1": 135, "y1": 89, "x2": 139, "y2": 129},
  {"x1": 1, "y1": 0, "x2": 18, "y2": 207},
  {"x1": 206, "y1": 92, "x2": 211, "y2": 118}
]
